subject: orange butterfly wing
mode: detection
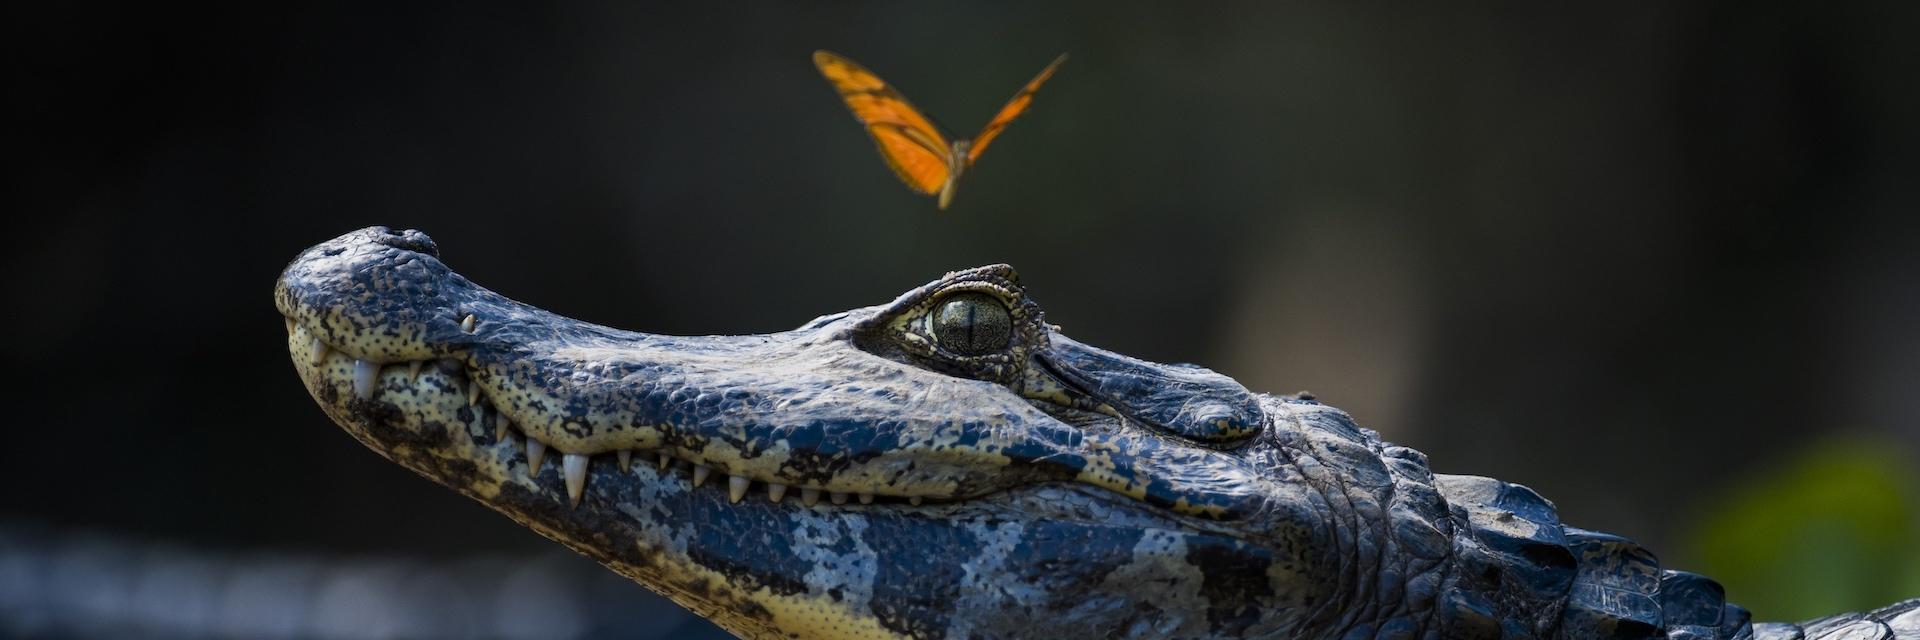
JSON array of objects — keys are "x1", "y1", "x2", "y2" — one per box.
[
  {"x1": 813, "y1": 50, "x2": 952, "y2": 194},
  {"x1": 967, "y1": 53, "x2": 1067, "y2": 165}
]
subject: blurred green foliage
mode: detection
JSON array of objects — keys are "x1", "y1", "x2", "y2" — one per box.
[{"x1": 1687, "y1": 439, "x2": 1920, "y2": 621}]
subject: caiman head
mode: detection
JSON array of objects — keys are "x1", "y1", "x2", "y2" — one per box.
[{"x1": 276, "y1": 227, "x2": 1421, "y2": 639}]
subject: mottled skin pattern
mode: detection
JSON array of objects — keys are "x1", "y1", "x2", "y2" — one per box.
[{"x1": 277, "y1": 228, "x2": 1919, "y2": 640}]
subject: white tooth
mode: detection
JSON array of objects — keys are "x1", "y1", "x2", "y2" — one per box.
[
  {"x1": 467, "y1": 383, "x2": 481, "y2": 406},
  {"x1": 495, "y1": 414, "x2": 511, "y2": 441},
  {"x1": 526, "y1": 439, "x2": 547, "y2": 475},
  {"x1": 563, "y1": 454, "x2": 589, "y2": 506},
  {"x1": 284, "y1": 317, "x2": 295, "y2": 335},
  {"x1": 460, "y1": 314, "x2": 477, "y2": 333},
  {"x1": 352, "y1": 360, "x2": 380, "y2": 400},
  {"x1": 830, "y1": 491, "x2": 848, "y2": 505},
  {"x1": 692, "y1": 464, "x2": 711, "y2": 487},
  {"x1": 858, "y1": 493, "x2": 874, "y2": 505},
  {"x1": 767, "y1": 483, "x2": 787, "y2": 503},
  {"x1": 407, "y1": 361, "x2": 423, "y2": 382},
  {"x1": 802, "y1": 488, "x2": 820, "y2": 506},
  {"x1": 309, "y1": 338, "x2": 329, "y2": 365},
  {"x1": 727, "y1": 476, "x2": 750, "y2": 504},
  {"x1": 616, "y1": 450, "x2": 632, "y2": 473},
  {"x1": 909, "y1": 497, "x2": 923, "y2": 506},
  {"x1": 658, "y1": 453, "x2": 671, "y2": 470}
]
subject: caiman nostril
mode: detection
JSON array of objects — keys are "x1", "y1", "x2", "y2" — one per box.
[{"x1": 371, "y1": 227, "x2": 439, "y2": 257}]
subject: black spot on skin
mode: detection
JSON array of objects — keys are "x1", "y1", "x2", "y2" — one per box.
[
  {"x1": 1011, "y1": 525, "x2": 1145, "y2": 614},
  {"x1": 692, "y1": 544, "x2": 810, "y2": 597},
  {"x1": 866, "y1": 518, "x2": 979, "y2": 637},
  {"x1": 424, "y1": 454, "x2": 484, "y2": 494},
  {"x1": 1185, "y1": 535, "x2": 1273, "y2": 635},
  {"x1": 356, "y1": 403, "x2": 446, "y2": 448},
  {"x1": 684, "y1": 511, "x2": 815, "y2": 599}
]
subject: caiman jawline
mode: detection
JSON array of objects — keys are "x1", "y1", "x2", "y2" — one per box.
[{"x1": 286, "y1": 321, "x2": 930, "y2": 507}]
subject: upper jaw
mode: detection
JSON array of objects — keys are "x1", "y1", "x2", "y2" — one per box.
[{"x1": 278, "y1": 227, "x2": 1295, "y2": 526}]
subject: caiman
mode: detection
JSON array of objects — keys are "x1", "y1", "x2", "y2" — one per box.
[{"x1": 277, "y1": 227, "x2": 1919, "y2": 639}]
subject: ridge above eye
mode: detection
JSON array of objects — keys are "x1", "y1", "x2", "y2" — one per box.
[{"x1": 932, "y1": 292, "x2": 1011, "y2": 356}]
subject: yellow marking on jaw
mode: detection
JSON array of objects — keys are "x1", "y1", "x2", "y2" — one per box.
[
  {"x1": 628, "y1": 540, "x2": 906, "y2": 640},
  {"x1": 1016, "y1": 367, "x2": 1074, "y2": 406},
  {"x1": 1212, "y1": 418, "x2": 1258, "y2": 440},
  {"x1": 1074, "y1": 450, "x2": 1148, "y2": 501},
  {"x1": 1076, "y1": 460, "x2": 1229, "y2": 518},
  {"x1": 469, "y1": 360, "x2": 668, "y2": 453},
  {"x1": 684, "y1": 438, "x2": 797, "y2": 482},
  {"x1": 1172, "y1": 497, "x2": 1228, "y2": 519},
  {"x1": 687, "y1": 432, "x2": 995, "y2": 499},
  {"x1": 1071, "y1": 438, "x2": 1232, "y2": 519},
  {"x1": 303, "y1": 304, "x2": 439, "y2": 363},
  {"x1": 1015, "y1": 367, "x2": 1123, "y2": 419}
]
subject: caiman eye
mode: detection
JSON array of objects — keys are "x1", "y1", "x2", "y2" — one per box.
[{"x1": 932, "y1": 292, "x2": 1012, "y2": 356}]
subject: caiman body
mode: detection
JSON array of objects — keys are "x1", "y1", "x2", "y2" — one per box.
[{"x1": 277, "y1": 227, "x2": 1918, "y2": 639}]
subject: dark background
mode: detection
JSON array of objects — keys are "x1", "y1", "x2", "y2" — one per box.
[{"x1": 6, "y1": 2, "x2": 1917, "y2": 637}]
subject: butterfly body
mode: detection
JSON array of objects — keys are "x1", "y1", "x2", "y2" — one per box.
[
  {"x1": 813, "y1": 50, "x2": 1065, "y2": 210},
  {"x1": 937, "y1": 139, "x2": 970, "y2": 209}
]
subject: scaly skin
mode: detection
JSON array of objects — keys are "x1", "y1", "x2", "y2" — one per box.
[{"x1": 277, "y1": 227, "x2": 1918, "y2": 639}]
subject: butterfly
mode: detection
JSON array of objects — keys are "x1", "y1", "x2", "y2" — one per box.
[{"x1": 813, "y1": 50, "x2": 1067, "y2": 210}]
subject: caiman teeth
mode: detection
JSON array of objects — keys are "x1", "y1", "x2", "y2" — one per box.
[
  {"x1": 459, "y1": 313, "x2": 476, "y2": 333},
  {"x1": 727, "y1": 476, "x2": 749, "y2": 504},
  {"x1": 290, "y1": 330, "x2": 945, "y2": 510},
  {"x1": 562, "y1": 454, "x2": 588, "y2": 506},
  {"x1": 352, "y1": 360, "x2": 380, "y2": 400},
  {"x1": 526, "y1": 439, "x2": 548, "y2": 475}
]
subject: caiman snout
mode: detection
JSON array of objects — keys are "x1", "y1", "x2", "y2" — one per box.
[{"x1": 278, "y1": 227, "x2": 1296, "y2": 523}]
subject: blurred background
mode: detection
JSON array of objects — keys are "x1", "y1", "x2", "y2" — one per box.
[{"x1": 7, "y1": 1, "x2": 1918, "y2": 637}]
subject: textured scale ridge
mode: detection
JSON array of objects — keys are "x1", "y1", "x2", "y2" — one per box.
[
  {"x1": 1561, "y1": 528, "x2": 1665, "y2": 638},
  {"x1": 1431, "y1": 475, "x2": 1578, "y2": 638},
  {"x1": 1753, "y1": 598, "x2": 1920, "y2": 640}
]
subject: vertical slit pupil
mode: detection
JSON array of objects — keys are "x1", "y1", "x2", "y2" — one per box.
[{"x1": 965, "y1": 301, "x2": 978, "y2": 347}]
